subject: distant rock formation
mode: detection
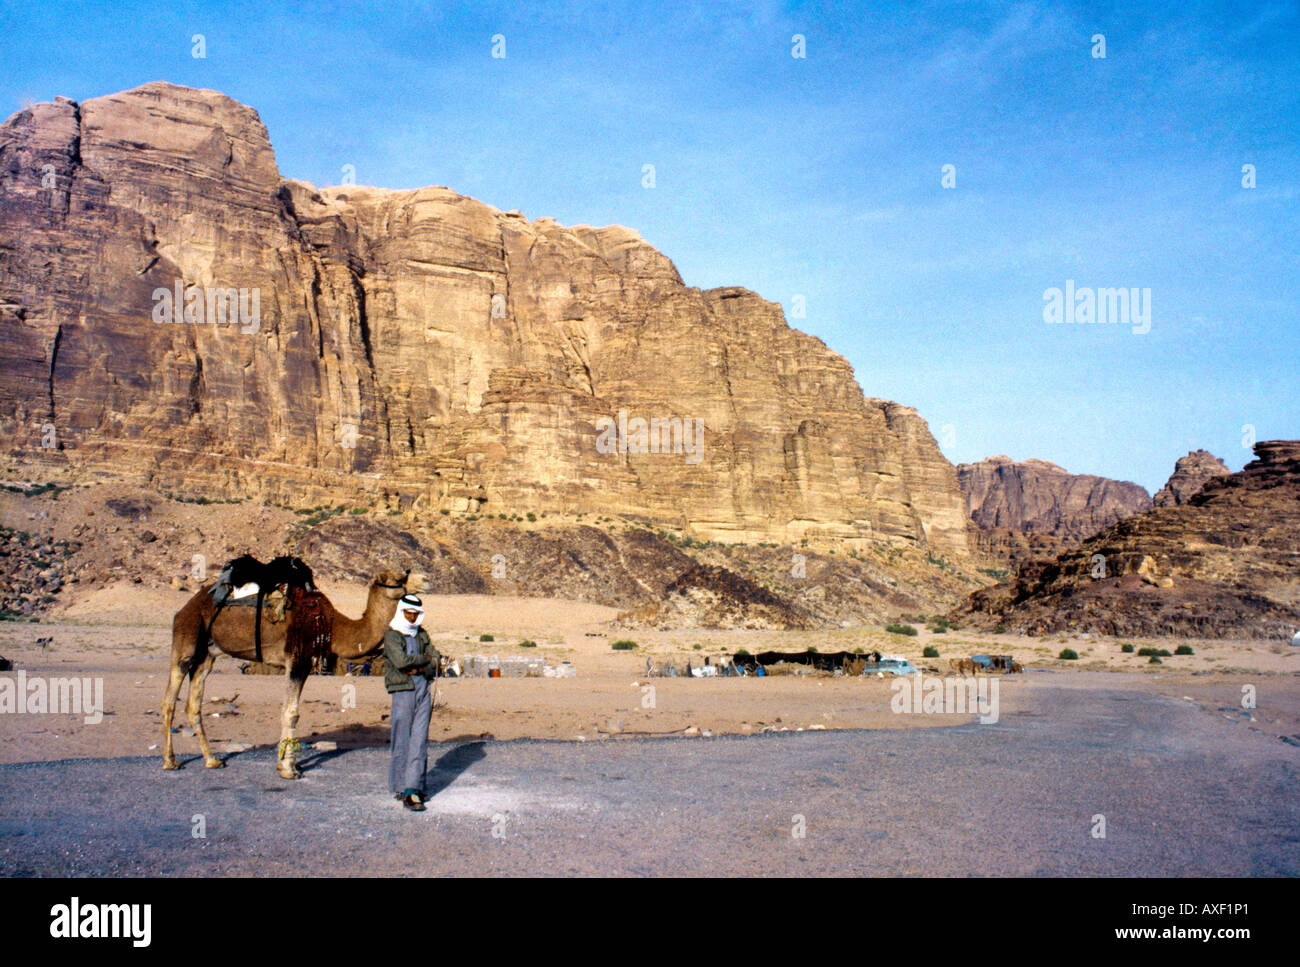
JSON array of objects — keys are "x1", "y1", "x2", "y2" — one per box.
[
  {"x1": 956, "y1": 441, "x2": 1300, "y2": 638},
  {"x1": 1153, "y1": 449, "x2": 1230, "y2": 507},
  {"x1": 957, "y1": 456, "x2": 1152, "y2": 545},
  {"x1": 0, "y1": 82, "x2": 970, "y2": 557}
]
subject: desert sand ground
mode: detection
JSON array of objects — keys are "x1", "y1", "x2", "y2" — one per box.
[{"x1": 1, "y1": 578, "x2": 1298, "y2": 766}]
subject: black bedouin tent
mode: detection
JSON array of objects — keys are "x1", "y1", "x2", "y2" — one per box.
[{"x1": 733, "y1": 649, "x2": 882, "y2": 672}]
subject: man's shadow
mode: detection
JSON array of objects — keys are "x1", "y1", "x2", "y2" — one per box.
[{"x1": 422, "y1": 740, "x2": 487, "y2": 798}]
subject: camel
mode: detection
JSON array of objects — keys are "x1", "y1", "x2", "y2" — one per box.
[
  {"x1": 162, "y1": 568, "x2": 410, "y2": 778},
  {"x1": 949, "y1": 658, "x2": 979, "y2": 677}
]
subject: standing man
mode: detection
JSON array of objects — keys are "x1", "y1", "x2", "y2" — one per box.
[{"x1": 384, "y1": 593, "x2": 441, "y2": 811}]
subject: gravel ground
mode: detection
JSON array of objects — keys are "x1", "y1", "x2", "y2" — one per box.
[{"x1": 1, "y1": 682, "x2": 1297, "y2": 876}]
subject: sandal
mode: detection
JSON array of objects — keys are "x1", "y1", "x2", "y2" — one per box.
[{"x1": 402, "y1": 794, "x2": 426, "y2": 812}]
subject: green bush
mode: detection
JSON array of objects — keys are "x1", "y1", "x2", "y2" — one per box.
[
  {"x1": 611, "y1": 639, "x2": 636, "y2": 651},
  {"x1": 1175, "y1": 645, "x2": 1194, "y2": 656},
  {"x1": 922, "y1": 645, "x2": 940, "y2": 658},
  {"x1": 526, "y1": 512, "x2": 537, "y2": 522},
  {"x1": 1149, "y1": 656, "x2": 1162, "y2": 664},
  {"x1": 1058, "y1": 648, "x2": 1079, "y2": 660},
  {"x1": 479, "y1": 634, "x2": 494, "y2": 642},
  {"x1": 518, "y1": 640, "x2": 537, "y2": 648},
  {"x1": 735, "y1": 648, "x2": 751, "y2": 658},
  {"x1": 1138, "y1": 647, "x2": 1171, "y2": 658},
  {"x1": 1120, "y1": 643, "x2": 1134, "y2": 653},
  {"x1": 886, "y1": 623, "x2": 918, "y2": 636}
]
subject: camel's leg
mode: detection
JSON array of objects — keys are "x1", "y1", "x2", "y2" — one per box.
[
  {"x1": 276, "y1": 666, "x2": 308, "y2": 780},
  {"x1": 161, "y1": 661, "x2": 186, "y2": 770},
  {"x1": 186, "y1": 651, "x2": 224, "y2": 769}
]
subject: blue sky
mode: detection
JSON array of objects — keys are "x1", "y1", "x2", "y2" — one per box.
[{"x1": 2, "y1": 0, "x2": 1296, "y2": 492}]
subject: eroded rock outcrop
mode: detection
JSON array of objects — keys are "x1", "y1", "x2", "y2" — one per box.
[
  {"x1": 1153, "y1": 449, "x2": 1230, "y2": 507},
  {"x1": 957, "y1": 456, "x2": 1152, "y2": 544},
  {"x1": 956, "y1": 441, "x2": 1300, "y2": 638},
  {"x1": 0, "y1": 82, "x2": 971, "y2": 557}
]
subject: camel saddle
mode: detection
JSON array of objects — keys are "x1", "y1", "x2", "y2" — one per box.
[
  {"x1": 284, "y1": 585, "x2": 333, "y2": 674},
  {"x1": 210, "y1": 555, "x2": 318, "y2": 663}
]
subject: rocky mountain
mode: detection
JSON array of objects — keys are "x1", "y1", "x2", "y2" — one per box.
[
  {"x1": 956, "y1": 441, "x2": 1300, "y2": 638},
  {"x1": 0, "y1": 82, "x2": 971, "y2": 559},
  {"x1": 1154, "y1": 449, "x2": 1230, "y2": 507},
  {"x1": 0, "y1": 480, "x2": 972, "y2": 630},
  {"x1": 957, "y1": 456, "x2": 1152, "y2": 544}
]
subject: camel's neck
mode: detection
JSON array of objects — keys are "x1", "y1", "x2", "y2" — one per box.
[{"x1": 330, "y1": 587, "x2": 398, "y2": 660}]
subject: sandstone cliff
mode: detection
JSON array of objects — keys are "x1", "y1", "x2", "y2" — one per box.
[
  {"x1": 957, "y1": 455, "x2": 1152, "y2": 544},
  {"x1": 956, "y1": 441, "x2": 1300, "y2": 638},
  {"x1": 0, "y1": 82, "x2": 970, "y2": 558},
  {"x1": 1153, "y1": 449, "x2": 1230, "y2": 507}
]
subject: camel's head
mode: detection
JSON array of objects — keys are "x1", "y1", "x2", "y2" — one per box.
[{"x1": 372, "y1": 569, "x2": 411, "y2": 600}]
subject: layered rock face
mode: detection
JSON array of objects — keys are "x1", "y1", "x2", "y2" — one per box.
[
  {"x1": 1153, "y1": 449, "x2": 1230, "y2": 507},
  {"x1": 957, "y1": 441, "x2": 1300, "y2": 638},
  {"x1": 0, "y1": 83, "x2": 971, "y2": 557},
  {"x1": 957, "y1": 456, "x2": 1152, "y2": 543}
]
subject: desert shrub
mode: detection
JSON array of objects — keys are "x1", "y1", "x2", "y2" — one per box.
[
  {"x1": 885, "y1": 623, "x2": 918, "y2": 636},
  {"x1": 526, "y1": 512, "x2": 537, "y2": 522},
  {"x1": 611, "y1": 639, "x2": 636, "y2": 651},
  {"x1": 993, "y1": 624, "x2": 1009, "y2": 634},
  {"x1": 1175, "y1": 645, "x2": 1194, "y2": 656},
  {"x1": 518, "y1": 640, "x2": 537, "y2": 648},
  {"x1": 1138, "y1": 647, "x2": 1171, "y2": 658},
  {"x1": 1058, "y1": 648, "x2": 1079, "y2": 660},
  {"x1": 922, "y1": 645, "x2": 940, "y2": 658},
  {"x1": 735, "y1": 648, "x2": 751, "y2": 658},
  {"x1": 692, "y1": 643, "x2": 702, "y2": 650},
  {"x1": 1121, "y1": 643, "x2": 1135, "y2": 653},
  {"x1": 479, "y1": 634, "x2": 494, "y2": 642},
  {"x1": 1149, "y1": 656, "x2": 1162, "y2": 664}
]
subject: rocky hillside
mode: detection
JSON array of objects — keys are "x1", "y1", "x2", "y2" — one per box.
[
  {"x1": 1154, "y1": 449, "x2": 1230, "y2": 507},
  {"x1": 957, "y1": 455, "x2": 1152, "y2": 544},
  {"x1": 0, "y1": 82, "x2": 970, "y2": 558},
  {"x1": 0, "y1": 482, "x2": 977, "y2": 630},
  {"x1": 955, "y1": 441, "x2": 1300, "y2": 638}
]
